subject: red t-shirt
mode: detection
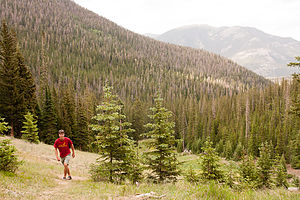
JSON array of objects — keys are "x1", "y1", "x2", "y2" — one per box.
[{"x1": 54, "y1": 137, "x2": 73, "y2": 158}]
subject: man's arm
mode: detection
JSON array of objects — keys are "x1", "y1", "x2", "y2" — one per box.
[
  {"x1": 71, "y1": 144, "x2": 75, "y2": 158},
  {"x1": 54, "y1": 147, "x2": 60, "y2": 161}
]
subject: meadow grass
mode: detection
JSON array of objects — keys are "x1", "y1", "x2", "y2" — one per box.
[{"x1": 0, "y1": 137, "x2": 299, "y2": 199}]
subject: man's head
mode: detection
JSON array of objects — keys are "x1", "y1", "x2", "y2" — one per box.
[{"x1": 58, "y1": 130, "x2": 65, "y2": 140}]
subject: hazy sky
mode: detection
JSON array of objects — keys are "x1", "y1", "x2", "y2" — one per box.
[{"x1": 74, "y1": 0, "x2": 300, "y2": 41}]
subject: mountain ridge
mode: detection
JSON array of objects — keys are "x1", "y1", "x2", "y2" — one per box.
[{"x1": 148, "y1": 24, "x2": 300, "y2": 78}]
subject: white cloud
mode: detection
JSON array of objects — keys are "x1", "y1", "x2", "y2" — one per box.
[{"x1": 74, "y1": 0, "x2": 300, "y2": 41}]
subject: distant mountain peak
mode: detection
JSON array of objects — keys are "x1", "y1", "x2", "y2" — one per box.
[{"x1": 148, "y1": 25, "x2": 300, "y2": 78}]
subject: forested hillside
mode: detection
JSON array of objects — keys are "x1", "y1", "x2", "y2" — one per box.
[
  {"x1": 1, "y1": 0, "x2": 267, "y2": 91},
  {"x1": 0, "y1": 0, "x2": 299, "y2": 170}
]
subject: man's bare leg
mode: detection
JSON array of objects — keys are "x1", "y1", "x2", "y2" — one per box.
[
  {"x1": 67, "y1": 166, "x2": 71, "y2": 176},
  {"x1": 64, "y1": 164, "x2": 67, "y2": 178},
  {"x1": 64, "y1": 163, "x2": 71, "y2": 176}
]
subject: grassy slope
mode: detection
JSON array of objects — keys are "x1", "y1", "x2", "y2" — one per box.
[{"x1": 0, "y1": 137, "x2": 299, "y2": 200}]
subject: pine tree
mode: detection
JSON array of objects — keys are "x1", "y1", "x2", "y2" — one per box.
[
  {"x1": 224, "y1": 140, "x2": 233, "y2": 160},
  {"x1": 16, "y1": 48, "x2": 37, "y2": 112},
  {"x1": 288, "y1": 56, "x2": 300, "y2": 116},
  {"x1": 0, "y1": 21, "x2": 36, "y2": 137},
  {"x1": 290, "y1": 132, "x2": 300, "y2": 169},
  {"x1": 75, "y1": 98, "x2": 90, "y2": 151},
  {"x1": 144, "y1": 94, "x2": 180, "y2": 182},
  {"x1": 280, "y1": 154, "x2": 287, "y2": 172},
  {"x1": 0, "y1": 117, "x2": 9, "y2": 134},
  {"x1": 274, "y1": 154, "x2": 288, "y2": 188},
  {"x1": 39, "y1": 87, "x2": 58, "y2": 144},
  {"x1": 215, "y1": 139, "x2": 224, "y2": 155},
  {"x1": 288, "y1": 57, "x2": 300, "y2": 169},
  {"x1": 185, "y1": 166, "x2": 200, "y2": 183},
  {"x1": 21, "y1": 112, "x2": 39, "y2": 144},
  {"x1": 0, "y1": 21, "x2": 25, "y2": 137},
  {"x1": 60, "y1": 84, "x2": 76, "y2": 140},
  {"x1": 126, "y1": 148, "x2": 143, "y2": 184},
  {"x1": 199, "y1": 139, "x2": 223, "y2": 180},
  {"x1": 0, "y1": 139, "x2": 22, "y2": 173},
  {"x1": 90, "y1": 86, "x2": 137, "y2": 183},
  {"x1": 248, "y1": 132, "x2": 259, "y2": 157},
  {"x1": 130, "y1": 99, "x2": 145, "y2": 143},
  {"x1": 257, "y1": 142, "x2": 273, "y2": 188},
  {"x1": 239, "y1": 155, "x2": 258, "y2": 187},
  {"x1": 233, "y1": 142, "x2": 244, "y2": 161},
  {"x1": 34, "y1": 103, "x2": 42, "y2": 136}
]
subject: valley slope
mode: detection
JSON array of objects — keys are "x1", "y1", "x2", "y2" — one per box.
[{"x1": 0, "y1": 0, "x2": 269, "y2": 103}]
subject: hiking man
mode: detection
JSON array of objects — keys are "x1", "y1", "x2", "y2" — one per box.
[{"x1": 54, "y1": 130, "x2": 75, "y2": 180}]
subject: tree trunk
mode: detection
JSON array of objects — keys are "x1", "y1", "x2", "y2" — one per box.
[
  {"x1": 110, "y1": 151, "x2": 113, "y2": 182},
  {"x1": 10, "y1": 122, "x2": 14, "y2": 137}
]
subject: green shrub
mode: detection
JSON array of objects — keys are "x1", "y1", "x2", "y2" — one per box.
[
  {"x1": 233, "y1": 142, "x2": 243, "y2": 161},
  {"x1": 223, "y1": 170, "x2": 235, "y2": 188},
  {"x1": 89, "y1": 161, "x2": 111, "y2": 182},
  {"x1": 222, "y1": 162, "x2": 240, "y2": 188},
  {"x1": 0, "y1": 139, "x2": 22, "y2": 173},
  {"x1": 224, "y1": 140, "x2": 233, "y2": 160},
  {"x1": 90, "y1": 153, "x2": 143, "y2": 184},
  {"x1": 274, "y1": 154, "x2": 288, "y2": 188},
  {"x1": 199, "y1": 140, "x2": 223, "y2": 181},
  {"x1": 21, "y1": 112, "x2": 39, "y2": 144},
  {"x1": 215, "y1": 139, "x2": 224, "y2": 155},
  {"x1": 257, "y1": 142, "x2": 273, "y2": 188},
  {"x1": 239, "y1": 155, "x2": 258, "y2": 188},
  {"x1": 127, "y1": 150, "x2": 144, "y2": 184},
  {"x1": 287, "y1": 173, "x2": 294, "y2": 179},
  {"x1": 184, "y1": 166, "x2": 200, "y2": 183},
  {"x1": 291, "y1": 175, "x2": 300, "y2": 189},
  {"x1": 0, "y1": 117, "x2": 9, "y2": 135}
]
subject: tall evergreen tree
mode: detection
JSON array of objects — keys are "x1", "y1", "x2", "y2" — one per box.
[
  {"x1": 90, "y1": 86, "x2": 137, "y2": 183},
  {"x1": 224, "y1": 140, "x2": 233, "y2": 160},
  {"x1": 130, "y1": 99, "x2": 145, "y2": 143},
  {"x1": 199, "y1": 139, "x2": 223, "y2": 180},
  {"x1": 288, "y1": 57, "x2": 300, "y2": 168},
  {"x1": 16, "y1": 48, "x2": 37, "y2": 112},
  {"x1": 75, "y1": 98, "x2": 90, "y2": 151},
  {"x1": 21, "y1": 111, "x2": 39, "y2": 144},
  {"x1": 274, "y1": 154, "x2": 288, "y2": 188},
  {"x1": 239, "y1": 155, "x2": 258, "y2": 187},
  {"x1": 290, "y1": 132, "x2": 300, "y2": 169},
  {"x1": 144, "y1": 94, "x2": 180, "y2": 182},
  {"x1": 233, "y1": 142, "x2": 244, "y2": 161},
  {"x1": 0, "y1": 21, "x2": 25, "y2": 137},
  {"x1": 257, "y1": 142, "x2": 273, "y2": 188},
  {"x1": 39, "y1": 87, "x2": 57, "y2": 144},
  {"x1": 60, "y1": 84, "x2": 76, "y2": 140},
  {"x1": 248, "y1": 131, "x2": 259, "y2": 157},
  {"x1": 288, "y1": 56, "x2": 300, "y2": 89}
]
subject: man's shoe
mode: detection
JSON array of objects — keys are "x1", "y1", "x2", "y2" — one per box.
[
  {"x1": 67, "y1": 176, "x2": 72, "y2": 180},
  {"x1": 62, "y1": 177, "x2": 66, "y2": 180}
]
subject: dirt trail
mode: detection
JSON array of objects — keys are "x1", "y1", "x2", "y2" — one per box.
[
  {"x1": 6, "y1": 137, "x2": 95, "y2": 199},
  {"x1": 38, "y1": 175, "x2": 89, "y2": 199}
]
